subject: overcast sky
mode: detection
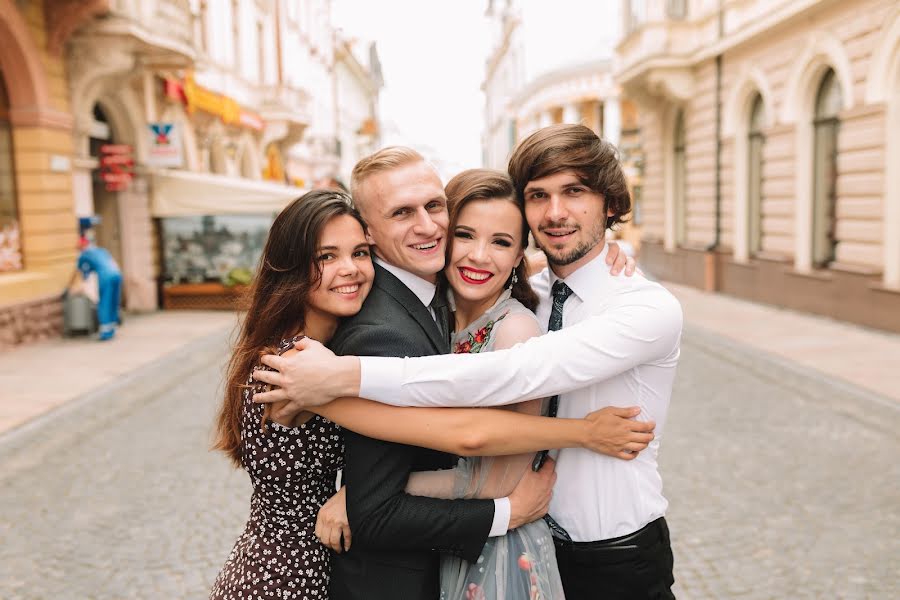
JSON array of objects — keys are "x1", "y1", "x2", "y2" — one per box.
[{"x1": 331, "y1": 0, "x2": 490, "y2": 178}]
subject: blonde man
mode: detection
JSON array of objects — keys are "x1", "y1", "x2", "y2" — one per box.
[{"x1": 256, "y1": 145, "x2": 644, "y2": 600}]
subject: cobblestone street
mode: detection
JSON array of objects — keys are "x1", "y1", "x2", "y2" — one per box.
[{"x1": 0, "y1": 327, "x2": 897, "y2": 599}]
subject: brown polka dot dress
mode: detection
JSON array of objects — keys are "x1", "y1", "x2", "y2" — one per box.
[{"x1": 210, "y1": 337, "x2": 343, "y2": 599}]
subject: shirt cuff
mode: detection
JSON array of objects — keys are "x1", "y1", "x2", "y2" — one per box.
[
  {"x1": 358, "y1": 356, "x2": 406, "y2": 405},
  {"x1": 489, "y1": 497, "x2": 511, "y2": 537}
]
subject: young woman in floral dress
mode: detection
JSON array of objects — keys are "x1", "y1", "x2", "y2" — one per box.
[{"x1": 210, "y1": 188, "x2": 589, "y2": 599}]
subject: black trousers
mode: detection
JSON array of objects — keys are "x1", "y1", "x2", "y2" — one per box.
[{"x1": 553, "y1": 517, "x2": 675, "y2": 600}]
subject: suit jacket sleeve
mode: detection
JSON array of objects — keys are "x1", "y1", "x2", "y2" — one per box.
[{"x1": 333, "y1": 324, "x2": 495, "y2": 562}]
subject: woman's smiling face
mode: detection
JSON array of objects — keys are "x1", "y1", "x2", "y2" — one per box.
[
  {"x1": 446, "y1": 198, "x2": 525, "y2": 314},
  {"x1": 305, "y1": 214, "x2": 375, "y2": 322}
]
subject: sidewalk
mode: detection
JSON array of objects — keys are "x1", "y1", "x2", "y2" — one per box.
[
  {"x1": 664, "y1": 282, "x2": 900, "y2": 403},
  {"x1": 0, "y1": 310, "x2": 238, "y2": 435},
  {"x1": 1, "y1": 286, "x2": 897, "y2": 438}
]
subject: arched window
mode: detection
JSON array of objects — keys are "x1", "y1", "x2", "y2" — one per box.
[
  {"x1": 747, "y1": 94, "x2": 765, "y2": 255},
  {"x1": 673, "y1": 110, "x2": 687, "y2": 245},
  {"x1": 0, "y1": 71, "x2": 22, "y2": 272},
  {"x1": 812, "y1": 68, "x2": 841, "y2": 267}
]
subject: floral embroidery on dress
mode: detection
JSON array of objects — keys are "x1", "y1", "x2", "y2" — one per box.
[
  {"x1": 453, "y1": 311, "x2": 509, "y2": 354},
  {"x1": 442, "y1": 291, "x2": 565, "y2": 599}
]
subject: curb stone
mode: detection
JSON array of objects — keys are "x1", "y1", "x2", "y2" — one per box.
[
  {"x1": 683, "y1": 323, "x2": 898, "y2": 432},
  {"x1": 0, "y1": 327, "x2": 232, "y2": 479}
]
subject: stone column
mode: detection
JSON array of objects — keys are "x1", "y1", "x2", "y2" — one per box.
[
  {"x1": 538, "y1": 110, "x2": 553, "y2": 128},
  {"x1": 562, "y1": 102, "x2": 580, "y2": 125},
  {"x1": 117, "y1": 177, "x2": 158, "y2": 311},
  {"x1": 604, "y1": 97, "x2": 621, "y2": 146}
]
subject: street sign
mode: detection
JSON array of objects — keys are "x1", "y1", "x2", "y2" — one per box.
[
  {"x1": 100, "y1": 144, "x2": 131, "y2": 154},
  {"x1": 99, "y1": 144, "x2": 134, "y2": 191},
  {"x1": 100, "y1": 154, "x2": 134, "y2": 167},
  {"x1": 146, "y1": 122, "x2": 184, "y2": 167},
  {"x1": 101, "y1": 173, "x2": 133, "y2": 184}
]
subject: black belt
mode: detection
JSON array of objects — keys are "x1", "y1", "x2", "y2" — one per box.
[{"x1": 553, "y1": 517, "x2": 667, "y2": 551}]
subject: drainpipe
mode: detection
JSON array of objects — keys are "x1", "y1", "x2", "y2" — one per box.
[
  {"x1": 331, "y1": 29, "x2": 341, "y2": 175},
  {"x1": 704, "y1": 4, "x2": 725, "y2": 292},
  {"x1": 275, "y1": 0, "x2": 284, "y2": 87}
]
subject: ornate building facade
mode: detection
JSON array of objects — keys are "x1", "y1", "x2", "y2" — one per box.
[
  {"x1": 1, "y1": 0, "x2": 382, "y2": 347},
  {"x1": 482, "y1": 0, "x2": 643, "y2": 249},
  {"x1": 0, "y1": 0, "x2": 106, "y2": 348},
  {"x1": 617, "y1": 0, "x2": 900, "y2": 332}
]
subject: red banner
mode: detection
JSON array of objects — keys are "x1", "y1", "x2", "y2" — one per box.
[{"x1": 100, "y1": 145, "x2": 134, "y2": 192}]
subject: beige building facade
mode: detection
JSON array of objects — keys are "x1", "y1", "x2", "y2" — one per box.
[
  {"x1": 2, "y1": 0, "x2": 382, "y2": 346},
  {"x1": 0, "y1": 0, "x2": 107, "y2": 348},
  {"x1": 483, "y1": 0, "x2": 643, "y2": 250},
  {"x1": 483, "y1": 0, "x2": 624, "y2": 169},
  {"x1": 617, "y1": 0, "x2": 900, "y2": 333}
]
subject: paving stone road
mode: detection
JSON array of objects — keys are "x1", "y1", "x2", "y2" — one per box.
[{"x1": 0, "y1": 328, "x2": 897, "y2": 599}]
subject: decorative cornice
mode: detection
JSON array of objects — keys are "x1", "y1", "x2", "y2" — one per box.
[
  {"x1": 8, "y1": 106, "x2": 74, "y2": 130},
  {"x1": 513, "y1": 60, "x2": 616, "y2": 118},
  {"x1": 44, "y1": 0, "x2": 110, "y2": 56}
]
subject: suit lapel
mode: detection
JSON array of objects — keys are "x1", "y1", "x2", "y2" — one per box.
[{"x1": 373, "y1": 264, "x2": 449, "y2": 354}]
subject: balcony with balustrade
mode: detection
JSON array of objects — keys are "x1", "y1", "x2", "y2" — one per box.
[
  {"x1": 617, "y1": 0, "x2": 832, "y2": 102},
  {"x1": 72, "y1": 0, "x2": 197, "y2": 66},
  {"x1": 258, "y1": 84, "x2": 311, "y2": 147}
]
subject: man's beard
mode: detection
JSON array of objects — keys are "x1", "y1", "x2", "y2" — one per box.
[{"x1": 538, "y1": 221, "x2": 605, "y2": 266}]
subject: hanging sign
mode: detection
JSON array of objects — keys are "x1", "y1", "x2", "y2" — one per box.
[
  {"x1": 173, "y1": 73, "x2": 265, "y2": 132},
  {"x1": 99, "y1": 144, "x2": 134, "y2": 191},
  {"x1": 146, "y1": 122, "x2": 184, "y2": 167}
]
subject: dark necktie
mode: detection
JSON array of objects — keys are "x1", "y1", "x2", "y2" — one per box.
[
  {"x1": 546, "y1": 281, "x2": 573, "y2": 417},
  {"x1": 534, "y1": 281, "x2": 575, "y2": 542},
  {"x1": 429, "y1": 291, "x2": 451, "y2": 349}
]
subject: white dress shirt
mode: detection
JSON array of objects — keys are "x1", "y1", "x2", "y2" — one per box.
[
  {"x1": 372, "y1": 257, "x2": 510, "y2": 537},
  {"x1": 375, "y1": 258, "x2": 437, "y2": 312},
  {"x1": 360, "y1": 244, "x2": 683, "y2": 541}
]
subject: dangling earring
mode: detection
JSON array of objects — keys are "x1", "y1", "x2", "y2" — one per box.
[{"x1": 508, "y1": 269, "x2": 518, "y2": 289}]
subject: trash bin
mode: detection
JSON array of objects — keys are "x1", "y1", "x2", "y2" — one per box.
[{"x1": 63, "y1": 291, "x2": 98, "y2": 336}]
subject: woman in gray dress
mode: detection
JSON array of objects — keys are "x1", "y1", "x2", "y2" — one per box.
[{"x1": 405, "y1": 169, "x2": 565, "y2": 599}]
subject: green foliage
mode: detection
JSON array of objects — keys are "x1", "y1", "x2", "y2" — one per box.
[{"x1": 221, "y1": 267, "x2": 253, "y2": 287}]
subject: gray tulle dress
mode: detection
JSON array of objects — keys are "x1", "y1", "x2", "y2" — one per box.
[{"x1": 439, "y1": 290, "x2": 565, "y2": 600}]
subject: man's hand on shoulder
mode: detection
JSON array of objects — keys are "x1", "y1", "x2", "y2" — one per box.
[
  {"x1": 583, "y1": 406, "x2": 655, "y2": 460},
  {"x1": 508, "y1": 457, "x2": 556, "y2": 530},
  {"x1": 252, "y1": 337, "x2": 360, "y2": 414},
  {"x1": 605, "y1": 241, "x2": 637, "y2": 276}
]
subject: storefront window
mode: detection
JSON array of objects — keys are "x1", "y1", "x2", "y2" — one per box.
[
  {"x1": 0, "y1": 73, "x2": 22, "y2": 273},
  {"x1": 161, "y1": 215, "x2": 273, "y2": 285}
]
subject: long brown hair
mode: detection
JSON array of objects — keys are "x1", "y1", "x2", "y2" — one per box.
[
  {"x1": 213, "y1": 190, "x2": 366, "y2": 467},
  {"x1": 444, "y1": 169, "x2": 539, "y2": 312}
]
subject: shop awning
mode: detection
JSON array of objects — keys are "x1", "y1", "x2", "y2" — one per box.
[{"x1": 150, "y1": 169, "x2": 305, "y2": 217}]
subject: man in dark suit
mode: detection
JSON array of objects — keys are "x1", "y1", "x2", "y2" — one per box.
[
  {"x1": 327, "y1": 147, "x2": 553, "y2": 600},
  {"x1": 254, "y1": 147, "x2": 638, "y2": 599}
]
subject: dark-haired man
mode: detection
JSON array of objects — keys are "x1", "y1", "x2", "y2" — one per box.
[{"x1": 256, "y1": 125, "x2": 682, "y2": 599}]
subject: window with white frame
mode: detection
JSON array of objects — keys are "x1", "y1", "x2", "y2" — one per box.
[
  {"x1": 812, "y1": 68, "x2": 841, "y2": 268},
  {"x1": 626, "y1": 0, "x2": 646, "y2": 33},
  {"x1": 673, "y1": 109, "x2": 687, "y2": 245},
  {"x1": 257, "y1": 18, "x2": 265, "y2": 84},
  {"x1": 231, "y1": 0, "x2": 241, "y2": 73},
  {"x1": 747, "y1": 93, "x2": 765, "y2": 255},
  {"x1": 0, "y1": 71, "x2": 22, "y2": 272},
  {"x1": 667, "y1": 0, "x2": 687, "y2": 20}
]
